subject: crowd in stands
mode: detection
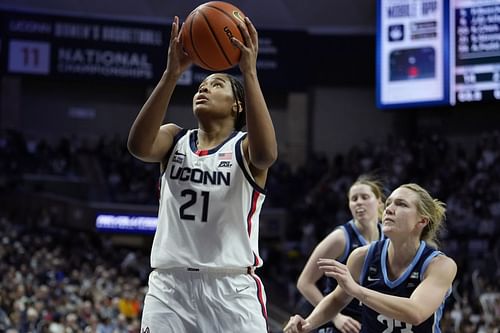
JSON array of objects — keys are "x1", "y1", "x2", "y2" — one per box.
[
  {"x1": 0, "y1": 209, "x2": 148, "y2": 332},
  {"x1": 1, "y1": 128, "x2": 499, "y2": 332}
]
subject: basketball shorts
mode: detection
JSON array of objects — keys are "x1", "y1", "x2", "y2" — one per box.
[{"x1": 140, "y1": 267, "x2": 268, "y2": 333}]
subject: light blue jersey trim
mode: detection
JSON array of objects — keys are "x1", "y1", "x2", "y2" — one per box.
[
  {"x1": 381, "y1": 240, "x2": 426, "y2": 288},
  {"x1": 419, "y1": 250, "x2": 443, "y2": 279},
  {"x1": 339, "y1": 220, "x2": 383, "y2": 263},
  {"x1": 432, "y1": 301, "x2": 446, "y2": 333},
  {"x1": 350, "y1": 220, "x2": 369, "y2": 245},
  {"x1": 419, "y1": 248, "x2": 447, "y2": 333},
  {"x1": 359, "y1": 242, "x2": 378, "y2": 284},
  {"x1": 337, "y1": 223, "x2": 351, "y2": 263}
]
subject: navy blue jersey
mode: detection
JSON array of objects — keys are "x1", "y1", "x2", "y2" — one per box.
[
  {"x1": 359, "y1": 239, "x2": 448, "y2": 333},
  {"x1": 319, "y1": 220, "x2": 384, "y2": 331}
]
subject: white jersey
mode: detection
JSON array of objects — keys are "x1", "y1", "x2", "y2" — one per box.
[{"x1": 151, "y1": 129, "x2": 266, "y2": 270}]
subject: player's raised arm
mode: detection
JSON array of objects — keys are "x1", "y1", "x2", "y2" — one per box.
[
  {"x1": 127, "y1": 16, "x2": 191, "y2": 162},
  {"x1": 232, "y1": 16, "x2": 278, "y2": 171}
]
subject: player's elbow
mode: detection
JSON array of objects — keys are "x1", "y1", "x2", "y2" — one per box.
[
  {"x1": 405, "y1": 310, "x2": 429, "y2": 326},
  {"x1": 296, "y1": 278, "x2": 306, "y2": 294},
  {"x1": 127, "y1": 138, "x2": 141, "y2": 158},
  {"x1": 127, "y1": 136, "x2": 149, "y2": 160},
  {"x1": 296, "y1": 275, "x2": 311, "y2": 296}
]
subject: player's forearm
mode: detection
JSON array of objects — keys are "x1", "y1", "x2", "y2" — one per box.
[
  {"x1": 305, "y1": 290, "x2": 349, "y2": 330},
  {"x1": 355, "y1": 287, "x2": 424, "y2": 325},
  {"x1": 242, "y1": 72, "x2": 277, "y2": 169},
  {"x1": 297, "y1": 280, "x2": 324, "y2": 307}
]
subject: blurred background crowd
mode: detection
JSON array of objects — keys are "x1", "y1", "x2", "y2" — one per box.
[{"x1": 1, "y1": 128, "x2": 499, "y2": 332}]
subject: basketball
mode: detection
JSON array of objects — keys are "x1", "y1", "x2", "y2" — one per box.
[{"x1": 180, "y1": 1, "x2": 246, "y2": 71}]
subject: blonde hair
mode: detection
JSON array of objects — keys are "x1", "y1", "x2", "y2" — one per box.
[
  {"x1": 350, "y1": 174, "x2": 386, "y2": 219},
  {"x1": 400, "y1": 183, "x2": 446, "y2": 248}
]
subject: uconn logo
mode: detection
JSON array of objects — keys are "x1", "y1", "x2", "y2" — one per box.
[{"x1": 169, "y1": 165, "x2": 230, "y2": 186}]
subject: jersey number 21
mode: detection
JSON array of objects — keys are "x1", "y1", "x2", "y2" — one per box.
[{"x1": 179, "y1": 189, "x2": 210, "y2": 222}]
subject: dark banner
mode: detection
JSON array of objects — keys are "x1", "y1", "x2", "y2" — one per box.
[
  {"x1": 0, "y1": 8, "x2": 307, "y2": 90},
  {"x1": 0, "y1": 9, "x2": 170, "y2": 83}
]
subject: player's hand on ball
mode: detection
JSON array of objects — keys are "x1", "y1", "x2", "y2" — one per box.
[
  {"x1": 231, "y1": 16, "x2": 258, "y2": 75},
  {"x1": 167, "y1": 16, "x2": 192, "y2": 77}
]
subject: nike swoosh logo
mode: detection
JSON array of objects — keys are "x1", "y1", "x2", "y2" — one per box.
[
  {"x1": 174, "y1": 150, "x2": 186, "y2": 157},
  {"x1": 367, "y1": 277, "x2": 380, "y2": 281},
  {"x1": 236, "y1": 286, "x2": 250, "y2": 293}
]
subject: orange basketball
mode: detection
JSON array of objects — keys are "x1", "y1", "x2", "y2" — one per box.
[{"x1": 181, "y1": 1, "x2": 246, "y2": 71}]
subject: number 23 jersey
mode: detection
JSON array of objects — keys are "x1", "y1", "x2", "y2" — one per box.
[
  {"x1": 151, "y1": 129, "x2": 266, "y2": 270},
  {"x1": 359, "y1": 239, "x2": 448, "y2": 333}
]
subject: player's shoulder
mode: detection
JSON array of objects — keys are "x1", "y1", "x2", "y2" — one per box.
[
  {"x1": 346, "y1": 244, "x2": 372, "y2": 280},
  {"x1": 346, "y1": 243, "x2": 373, "y2": 269},
  {"x1": 160, "y1": 123, "x2": 183, "y2": 138},
  {"x1": 310, "y1": 227, "x2": 347, "y2": 258},
  {"x1": 426, "y1": 254, "x2": 457, "y2": 277},
  {"x1": 161, "y1": 123, "x2": 182, "y2": 132},
  {"x1": 233, "y1": 130, "x2": 247, "y2": 143},
  {"x1": 322, "y1": 226, "x2": 348, "y2": 244},
  {"x1": 349, "y1": 243, "x2": 372, "y2": 261}
]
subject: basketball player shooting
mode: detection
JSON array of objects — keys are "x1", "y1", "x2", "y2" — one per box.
[{"x1": 127, "y1": 12, "x2": 278, "y2": 333}]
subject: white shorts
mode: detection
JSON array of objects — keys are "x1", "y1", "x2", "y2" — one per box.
[{"x1": 140, "y1": 267, "x2": 268, "y2": 333}]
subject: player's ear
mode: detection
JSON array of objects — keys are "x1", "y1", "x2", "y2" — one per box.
[
  {"x1": 417, "y1": 216, "x2": 429, "y2": 229},
  {"x1": 232, "y1": 101, "x2": 242, "y2": 113}
]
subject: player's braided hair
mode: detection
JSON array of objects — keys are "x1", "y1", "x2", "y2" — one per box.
[{"x1": 226, "y1": 74, "x2": 246, "y2": 131}]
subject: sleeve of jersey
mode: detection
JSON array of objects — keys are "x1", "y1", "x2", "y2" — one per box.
[{"x1": 337, "y1": 225, "x2": 350, "y2": 263}]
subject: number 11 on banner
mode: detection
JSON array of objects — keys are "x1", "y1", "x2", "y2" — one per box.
[{"x1": 8, "y1": 40, "x2": 51, "y2": 75}]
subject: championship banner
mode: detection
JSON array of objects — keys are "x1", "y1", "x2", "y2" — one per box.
[{"x1": 0, "y1": 9, "x2": 169, "y2": 82}]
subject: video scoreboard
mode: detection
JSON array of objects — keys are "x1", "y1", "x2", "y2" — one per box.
[
  {"x1": 455, "y1": 0, "x2": 500, "y2": 103},
  {"x1": 377, "y1": 0, "x2": 500, "y2": 108}
]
